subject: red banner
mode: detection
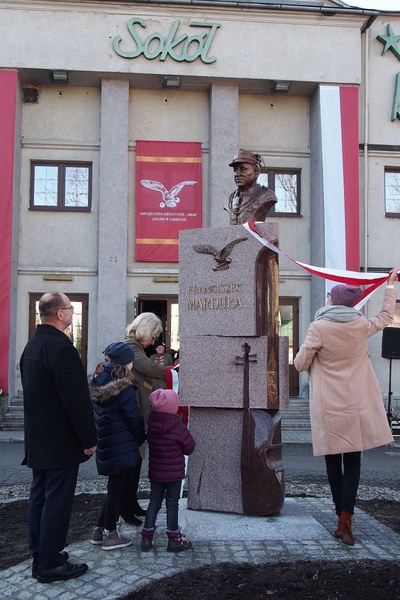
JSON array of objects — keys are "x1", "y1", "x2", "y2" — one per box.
[
  {"x1": 135, "y1": 141, "x2": 202, "y2": 262},
  {"x1": 0, "y1": 71, "x2": 18, "y2": 394}
]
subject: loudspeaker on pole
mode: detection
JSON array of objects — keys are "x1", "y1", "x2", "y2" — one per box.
[{"x1": 382, "y1": 327, "x2": 400, "y2": 359}]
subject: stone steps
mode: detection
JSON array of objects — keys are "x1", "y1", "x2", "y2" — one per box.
[
  {"x1": 1, "y1": 394, "x2": 24, "y2": 430},
  {"x1": 0, "y1": 394, "x2": 312, "y2": 432},
  {"x1": 281, "y1": 397, "x2": 311, "y2": 431}
]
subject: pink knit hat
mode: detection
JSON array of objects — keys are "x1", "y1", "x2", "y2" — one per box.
[
  {"x1": 330, "y1": 284, "x2": 363, "y2": 307},
  {"x1": 149, "y1": 388, "x2": 179, "y2": 414}
]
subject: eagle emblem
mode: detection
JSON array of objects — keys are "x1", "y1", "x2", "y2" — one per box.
[
  {"x1": 193, "y1": 237, "x2": 248, "y2": 271},
  {"x1": 140, "y1": 179, "x2": 197, "y2": 208}
]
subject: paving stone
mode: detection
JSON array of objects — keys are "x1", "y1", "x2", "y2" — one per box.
[{"x1": 1, "y1": 431, "x2": 399, "y2": 599}]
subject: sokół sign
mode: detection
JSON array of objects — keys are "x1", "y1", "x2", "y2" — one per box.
[{"x1": 113, "y1": 18, "x2": 220, "y2": 63}]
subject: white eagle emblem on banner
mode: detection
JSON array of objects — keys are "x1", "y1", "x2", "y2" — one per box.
[{"x1": 140, "y1": 179, "x2": 197, "y2": 208}]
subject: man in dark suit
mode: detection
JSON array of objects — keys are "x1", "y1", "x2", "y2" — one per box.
[{"x1": 20, "y1": 292, "x2": 96, "y2": 584}]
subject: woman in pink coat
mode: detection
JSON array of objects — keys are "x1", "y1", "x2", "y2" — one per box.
[{"x1": 294, "y1": 269, "x2": 399, "y2": 546}]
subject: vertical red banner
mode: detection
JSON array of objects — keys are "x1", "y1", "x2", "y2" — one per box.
[
  {"x1": 135, "y1": 141, "x2": 202, "y2": 262},
  {"x1": 0, "y1": 71, "x2": 17, "y2": 394},
  {"x1": 340, "y1": 86, "x2": 360, "y2": 271}
]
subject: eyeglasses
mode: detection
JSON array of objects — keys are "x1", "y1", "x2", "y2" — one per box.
[
  {"x1": 60, "y1": 306, "x2": 74, "y2": 311},
  {"x1": 150, "y1": 333, "x2": 158, "y2": 340}
]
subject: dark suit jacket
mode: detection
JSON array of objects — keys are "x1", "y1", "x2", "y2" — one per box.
[{"x1": 20, "y1": 324, "x2": 96, "y2": 469}]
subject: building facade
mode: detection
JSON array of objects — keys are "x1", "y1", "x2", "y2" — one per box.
[{"x1": 1, "y1": 0, "x2": 400, "y2": 413}]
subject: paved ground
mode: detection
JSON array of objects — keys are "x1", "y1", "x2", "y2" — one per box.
[
  {"x1": 2, "y1": 429, "x2": 399, "y2": 491},
  {"x1": 1, "y1": 430, "x2": 399, "y2": 600}
]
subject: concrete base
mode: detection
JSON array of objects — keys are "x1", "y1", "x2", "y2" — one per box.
[{"x1": 179, "y1": 498, "x2": 330, "y2": 541}]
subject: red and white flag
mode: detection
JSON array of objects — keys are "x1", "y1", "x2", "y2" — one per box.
[
  {"x1": 244, "y1": 221, "x2": 390, "y2": 310},
  {"x1": 320, "y1": 85, "x2": 360, "y2": 273}
]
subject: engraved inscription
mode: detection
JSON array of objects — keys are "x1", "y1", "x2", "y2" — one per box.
[
  {"x1": 188, "y1": 283, "x2": 242, "y2": 294},
  {"x1": 187, "y1": 281, "x2": 244, "y2": 310},
  {"x1": 188, "y1": 296, "x2": 243, "y2": 310}
]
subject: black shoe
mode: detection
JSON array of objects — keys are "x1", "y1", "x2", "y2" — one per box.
[
  {"x1": 37, "y1": 562, "x2": 88, "y2": 584},
  {"x1": 134, "y1": 507, "x2": 147, "y2": 517},
  {"x1": 120, "y1": 513, "x2": 143, "y2": 526},
  {"x1": 32, "y1": 551, "x2": 69, "y2": 579},
  {"x1": 132, "y1": 502, "x2": 147, "y2": 517}
]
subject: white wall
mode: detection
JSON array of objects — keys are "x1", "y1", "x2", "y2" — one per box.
[
  {"x1": 19, "y1": 86, "x2": 100, "y2": 269},
  {"x1": 238, "y1": 94, "x2": 311, "y2": 270},
  {"x1": 0, "y1": 3, "x2": 365, "y2": 84}
]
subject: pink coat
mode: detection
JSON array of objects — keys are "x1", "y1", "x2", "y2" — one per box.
[{"x1": 294, "y1": 288, "x2": 395, "y2": 456}]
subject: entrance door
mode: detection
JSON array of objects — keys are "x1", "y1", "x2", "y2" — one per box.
[
  {"x1": 137, "y1": 295, "x2": 179, "y2": 356},
  {"x1": 278, "y1": 297, "x2": 299, "y2": 397},
  {"x1": 29, "y1": 293, "x2": 89, "y2": 370}
]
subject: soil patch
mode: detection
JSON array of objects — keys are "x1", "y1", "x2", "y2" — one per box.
[
  {"x1": 120, "y1": 560, "x2": 400, "y2": 600},
  {"x1": 0, "y1": 493, "x2": 104, "y2": 571}
]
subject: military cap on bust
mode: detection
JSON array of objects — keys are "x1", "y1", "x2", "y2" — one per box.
[{"x1": 229, "y1": 149, "x2": 264, "y2": 170}]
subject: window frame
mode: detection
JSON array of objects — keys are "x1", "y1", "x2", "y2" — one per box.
[
  {"x1": 136, "y1": 295, "x2": 179, "y2": 354},
  {"x1": 384, "y1": 167, "x2": 400, "y2": 218},
  {"x1": 258, "y1": 167, "x2": 301, "y2": 217},
  {"x1": 279, "y1": 296, "x2": 299, "y2": 397},
  {"x1": 30, "y1": 161, "x2": 92, "y2": 212},
  {"x1": 28, "y1": 292, "x2": 89, "y2": 370}
]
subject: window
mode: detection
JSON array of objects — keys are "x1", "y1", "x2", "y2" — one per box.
[
  {"x1": 257, "y1": 168, "x2": 300, "y2": 216},
  {"x1": 30, "y1": 162, "x2": 92, "y2": 211},
  {"x1": 279, "y1": 297, "x2": 299, "y2": 397},
  {"x1": 29, "y1": 293, "x2": 89, "y2": 370},
  {"x1": 392, "y1": 300, "x2": 400, "y2": 327},
  {"x1": 385, "y1": 168, "x2": 400, "y2": 217}
]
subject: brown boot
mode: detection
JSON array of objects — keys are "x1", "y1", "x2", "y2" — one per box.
[{"x1": 335, "y1": 510, "x2": 355, "y2": 546}]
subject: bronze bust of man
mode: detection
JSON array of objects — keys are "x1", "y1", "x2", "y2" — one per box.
[{"x1": 224, "y1": 149, "x2": 277, "y2": 225}]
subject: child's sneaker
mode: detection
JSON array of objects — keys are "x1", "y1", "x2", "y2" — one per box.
[
  {"x1": 166, "y1": 529, "x2": 192, "y2": 553},
  {"x1": 102, "y1": 529, "x2": 132, "y2": 550},
  {"x1": 90, "y1": 526, "x2": 103, "y2": 545}
]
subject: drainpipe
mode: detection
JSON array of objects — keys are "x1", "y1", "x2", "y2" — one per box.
[
  {"x1": 361, "y1": 15, "x2": 378, "y2": 317},
  {"x1": 363, "y1": 26, "x2": 370, "y2": 315}
]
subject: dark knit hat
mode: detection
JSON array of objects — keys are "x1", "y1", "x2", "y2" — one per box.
[
  {"x1": 149, "y1": 388, "x2": 179, "y2": 414},
  {"x1": 104, "y1": 342, "x2": 134, "y2": 365},
  {"x1": 330, "y1": 285, "x2": 363, "y2": 307}
]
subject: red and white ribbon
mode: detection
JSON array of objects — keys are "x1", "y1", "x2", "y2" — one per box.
[
  {"x1": 165, "y1": 367, "x2": 179, "y2": 393},
  {"x1": 243, "y1": 221, "x2": 390, "y2": 309}
]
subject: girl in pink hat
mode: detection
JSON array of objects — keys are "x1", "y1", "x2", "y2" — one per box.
[{"x1": 141, "y1": 388, "x2": 195, "y2": 553}]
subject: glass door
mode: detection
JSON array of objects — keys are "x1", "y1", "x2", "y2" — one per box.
[
  {"x1": 137, "y1": 295, "x2": 179, "y2": 357},
  {"x1": 278, "y1": 297, "x2": 299, "y2": 397}
]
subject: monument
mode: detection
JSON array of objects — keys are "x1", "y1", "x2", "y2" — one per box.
[
  {"x1": 179, "y1": 222, "x2": 288, "y2": 515},
  {"x1": 224, "y1": 149, "x2": 277, "y2": 225}
]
